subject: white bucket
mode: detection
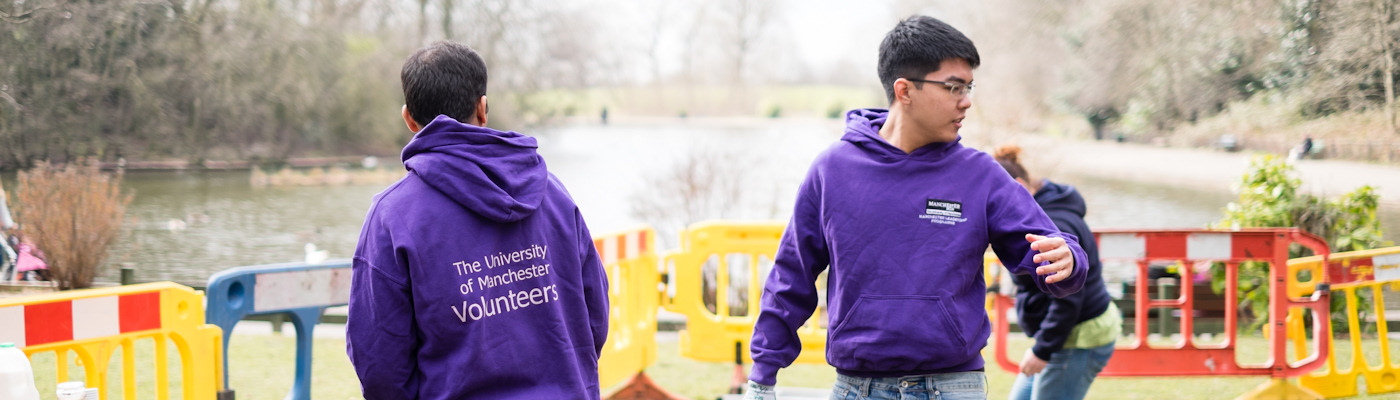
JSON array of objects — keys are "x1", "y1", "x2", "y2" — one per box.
[
  {"x1": 56, "y1": 381, "x2": 87, "y2": 400},
  {"x1": 0, "y1": 342, "x2": 40, "y2": 400}
]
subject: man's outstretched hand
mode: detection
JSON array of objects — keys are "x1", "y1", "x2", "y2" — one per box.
[{"x1": 1026, "y1": 233, "x2": 1075, "y2": 284}]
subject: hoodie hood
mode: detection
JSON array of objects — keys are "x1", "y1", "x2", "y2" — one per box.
[
  {"x1": 401, "y1": 115, "x2": 546, "y2": 222},
  {"x1": 1033, "y1": 179, "x2": 1086, "y2": 219},
  {"x1": 843, "y1": 108, "x2": 961, "y2": 159}
]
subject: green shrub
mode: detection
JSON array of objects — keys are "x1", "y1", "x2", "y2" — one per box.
[
  {"x1": 826, "y1": 103, "x2": 845, "y2": 119},
  {"x1": 1214, "y1": 155, "x2": 1391, "y2": 333}
]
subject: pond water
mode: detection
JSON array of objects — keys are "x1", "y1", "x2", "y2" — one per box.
[{"x1": 78, "y1": 119, "x2": 1400, "y2": 284}]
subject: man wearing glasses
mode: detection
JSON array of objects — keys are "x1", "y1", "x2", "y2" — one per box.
[{"x1": 745, "y1": 16, "x2": 1087, "y2": 400}]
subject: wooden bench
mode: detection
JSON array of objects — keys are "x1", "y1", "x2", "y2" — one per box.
[{"x1": 1115, "y1": 280, "x2": 1229, "y2": 336}]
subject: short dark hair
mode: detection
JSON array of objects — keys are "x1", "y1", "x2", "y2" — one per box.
[
  {"x1": 401, "y1": 41, "x2": 488, "y2": 127},
  {"x1": 878, "y1": 16, "x2": 980, "y2": 103}
]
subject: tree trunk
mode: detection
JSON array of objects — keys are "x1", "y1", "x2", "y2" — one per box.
[
  {"x1": 1381, "y1": 0, "x2": 1397, "y2": 134},
  {"x1": 441, "y1": 0, "x2": 454, "y2": 39},
  {"x1": 418, "y1": 0, "x2": 429, "y2": 42}
]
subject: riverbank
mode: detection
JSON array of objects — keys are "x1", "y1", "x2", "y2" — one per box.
[
  {"x1": 978, "y1": 133, "x2": 1400, "y2": 239},
  {"x1": 1016, "y1": 136, "x2": 1400, "y2": 207},
  {"x1": 585, "y1": 116, "x2": 1400, "y2": 206},
  {"x1": 89, "y1": 155, "x2": 384, "y2": 172}
]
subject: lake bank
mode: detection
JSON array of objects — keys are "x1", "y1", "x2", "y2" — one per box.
[{"x1": 988, "y1": 133, "x2": 1400, "y2": 241}]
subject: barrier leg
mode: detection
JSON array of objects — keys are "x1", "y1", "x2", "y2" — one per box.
[
  {"x1": 287, "y1": 309, "x2": 323, "y2": 400},
  {"x1": 1285, "y1": 309, "x2": 1307, "y2": 362},
  {"x1": 1158, "y1": 279, "x2": 1171, "y2": 339},
  {"x1": 1235, "y1": 378, "x2": 1323, "y2": 400},
  {"x1": 728, "y1": 342, "x2": 745, "y2": 394}
]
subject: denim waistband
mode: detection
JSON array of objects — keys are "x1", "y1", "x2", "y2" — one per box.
[{"x1": 836, "y1": 371, "x2": 985, "y2": 397}]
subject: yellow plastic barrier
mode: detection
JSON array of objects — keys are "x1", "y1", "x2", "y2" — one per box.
[
  {"x1": 1286, "y1": 246, "x2": 1400, "y2": 398},
  {"x1": 983, "y1": 251, "x2": 1008, "y2": 308},
  {"x1": 0, "y1": 282, "x2": 224, "y2": 400},
  {"x1": 660, "y1": 221, "x2": 1007, "y2": 366},
  {"x1": 660, "y1": 221, "x2": 830, "y2": 364},
  {"x1": 595, "y1": 227, "x2": 661, "y2": 389}
]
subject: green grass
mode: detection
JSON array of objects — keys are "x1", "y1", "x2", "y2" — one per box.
[
  {"x1": 21, "y1": 332, "x2": 1400, "y2": 399},
  {"x1": 643, "y1": 337, "x2": 1262, "y2": 400}
]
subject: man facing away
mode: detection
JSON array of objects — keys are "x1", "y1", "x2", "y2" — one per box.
[
  {"x1": 744, "y1": 16, "x2": 1088, "y2": 400},
  {"x1": 346, "y1": 41, "x2": 610, "y2": 399}
]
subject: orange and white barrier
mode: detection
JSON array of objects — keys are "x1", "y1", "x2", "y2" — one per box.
[
  {"x1": 0, "y1": 292, "x2": 161, "y2": 347},
  {"x1": 594, "y1": 228, "x2": 662, "y2": 391},
  {"x1": 990, "y1": 229, "x2": 1332, "y2": 399}
]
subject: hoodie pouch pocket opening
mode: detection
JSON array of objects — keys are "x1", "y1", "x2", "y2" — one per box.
[{"x1": 828, "y1": 295, "x2": 973, "y2": 372}]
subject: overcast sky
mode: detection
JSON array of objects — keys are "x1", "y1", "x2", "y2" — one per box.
[{"x1": 591, "y1": 0, "x2": 976, "y2": 85}]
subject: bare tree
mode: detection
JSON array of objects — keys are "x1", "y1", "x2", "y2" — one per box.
[
  {"x1": 629, "y1": 146, "x2": 779, "y2": 248},
  {"x1": 13, "y1": 162, "x2": 131, "y2": 290},
  {"x1": 718, "y1": 0, "x2": 776, "y2": 85},
  {"x1": 1377, "y1": 0, "x2": 1397, "y2": 133}
]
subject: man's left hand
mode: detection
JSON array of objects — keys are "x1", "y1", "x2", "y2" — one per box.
[
  {"x1": 1026, "y1": 233, "x2": 1075, "y2": 283},
  {"x1": 1020, "y1": 349, "x2": 1048, "y2": 376}
]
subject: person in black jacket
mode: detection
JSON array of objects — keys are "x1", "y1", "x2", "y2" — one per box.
[{"x1": 995, "y1": 145, "x2": 1120, "y2": 400}]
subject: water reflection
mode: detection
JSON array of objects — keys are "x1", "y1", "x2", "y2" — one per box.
[
  {"x1": 109, "y1": 171, "x2": 381, "y2": 283},
  {"x1": 1067, "y1": 174, "x2": 1235, "y2": 230},
  {"x1": 77, "y1": 120, "x2": 1400, "y2": 283}
]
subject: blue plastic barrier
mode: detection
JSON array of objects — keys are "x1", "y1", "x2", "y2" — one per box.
[{"x1": 205, "y1": 260, "x2": 352, "y2": 400}]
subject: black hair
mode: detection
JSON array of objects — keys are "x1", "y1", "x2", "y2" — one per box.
[
  {"x1": 877, "y1": 15, "x2": 980, "y2": 103},
  {"x1": 400, "y1": 41, "x2": 488, "y2": 127}
]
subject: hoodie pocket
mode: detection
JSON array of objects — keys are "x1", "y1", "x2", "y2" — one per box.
[{"x1": 828, "y1": 295, "x2": 973, "y2": 372}]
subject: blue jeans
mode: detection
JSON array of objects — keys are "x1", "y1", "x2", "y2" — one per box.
[
  {"x1": 831, "y1": 371, "x2": 986, "y2": 400},
  {"x1": 1008, "y1": 342, "x2": 1115, "y2": 400}
]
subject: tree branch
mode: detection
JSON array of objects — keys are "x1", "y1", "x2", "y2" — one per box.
[{"x1": 0, "y1": 5, "x2": 56, "y2": 24}]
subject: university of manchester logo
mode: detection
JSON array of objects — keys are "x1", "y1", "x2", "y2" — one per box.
[
  {"x1": 920, "y1": 198, "x2": 967, "y2": 225},
  {"x1": 926, "y1": 199, "x2": 963, "y2": 217}
]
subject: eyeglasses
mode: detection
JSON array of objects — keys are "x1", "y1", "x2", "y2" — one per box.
[{"x1": 905, "y1": 78, "x2": 974, "y2": 98}]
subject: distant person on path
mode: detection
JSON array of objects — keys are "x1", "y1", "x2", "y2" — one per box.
[
  {"x1": 994, "y1": 144, "x2": 1119, "y2": 400},
  {"x1": 11, "y1": 233, "x2": 48, "y2": 282},
  {"x1": 744, "y1": 16, "x2": 1088, "y2": 400},
  {"x1": 1289, "y1": 135, "x2": 1315, "y2": 162},
  {"x1": 346, "y1": 41, "x2": 610, "y2": 399},
  {"x1": 0, "y1": 182, "x2": 13, "y2": 233},
  {"x1": 0, "y1": 182, "x2": 17, "y2": 281}
]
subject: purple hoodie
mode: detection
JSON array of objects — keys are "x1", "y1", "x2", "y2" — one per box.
[
  {"x1": 347, "y1": 115, "x2": 609, "y2": 399},
  {"x1": 748, "y1": 109, "x2": 1087, "y2": 385}
]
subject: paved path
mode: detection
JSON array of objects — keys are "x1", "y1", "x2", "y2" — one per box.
[{"x1": 1007, "y1": 135, "x2": 1400, "y2": 208}]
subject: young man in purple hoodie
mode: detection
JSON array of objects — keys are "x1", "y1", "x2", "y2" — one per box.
[
  {"x1": 744, "y1": 16, "x2": 1088, "y2": 400},
  {"x1": 346, "y1": 41, "x2": 610, "y2": 399}
]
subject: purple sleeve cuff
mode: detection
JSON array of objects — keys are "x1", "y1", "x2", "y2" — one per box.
[
  {"x1": 1042, "y1": 233, "x2": 1088, "y2": 298},
  {"x1": 748, "y1": 361, "x2": 782, "y2": 387}
]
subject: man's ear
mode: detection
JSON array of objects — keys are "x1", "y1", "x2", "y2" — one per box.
[
  {"x1": 402, "y1": 105, "x2": 423, "y2": 133},
  {"x1": 894, "y1": 79, "x2": 913, "y2": 105},
  {"x1": 475, "y1": 96, "x2": 488, "y2": 127}
]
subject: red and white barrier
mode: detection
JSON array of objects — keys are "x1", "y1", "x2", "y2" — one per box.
[{"x1": 0, "y1": 293, "x2": 161, "y2": 347}]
